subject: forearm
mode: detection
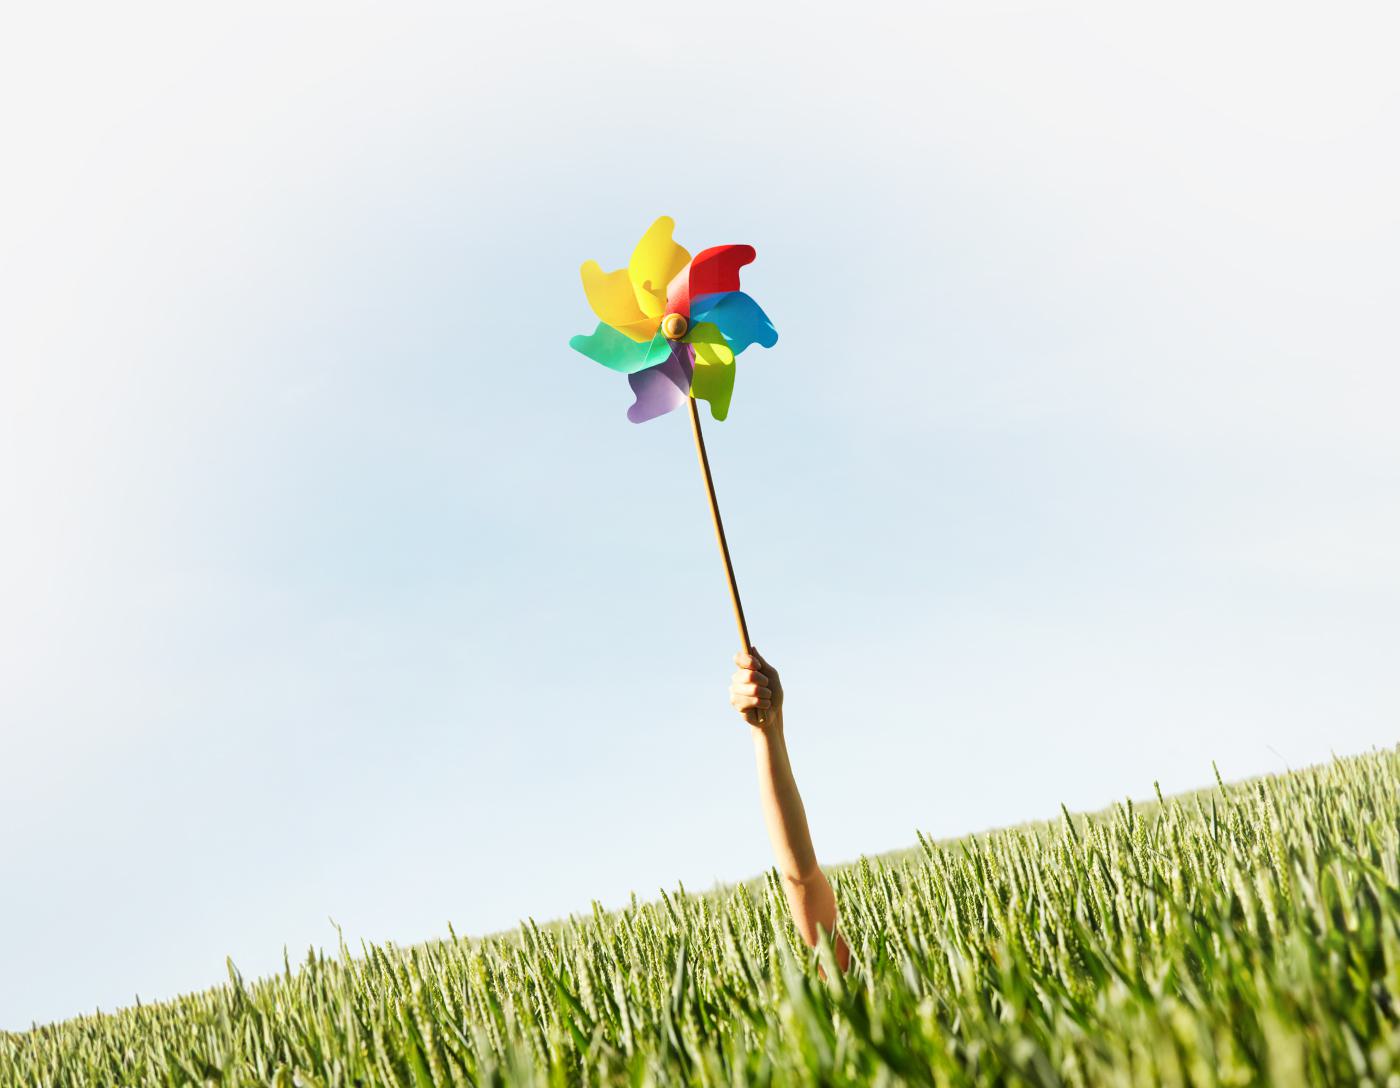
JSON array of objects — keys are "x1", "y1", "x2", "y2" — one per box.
[
  {"x1": 751, "y1": 716, "x2": 819, "y2": 883},
  {"x1": 751, "y1": 717, "x2": 847, "y2": 965}
]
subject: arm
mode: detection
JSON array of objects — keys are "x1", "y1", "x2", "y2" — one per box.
[{"x1": 730, "y1": 648, "x2": 850, "y2": 970}]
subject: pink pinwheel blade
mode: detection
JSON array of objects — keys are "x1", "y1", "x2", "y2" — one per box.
[{"x1": 626, "y1": 341, "x2": 694, "y2": 423}]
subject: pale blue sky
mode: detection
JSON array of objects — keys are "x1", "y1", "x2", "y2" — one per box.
[{"x1": 3, "y1": 3, "x2": 1398, "y2": 1029}]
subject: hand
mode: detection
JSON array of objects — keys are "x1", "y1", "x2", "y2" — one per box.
[{"x1": 730, "y1": 647, "x2": 783, "y2": 731}]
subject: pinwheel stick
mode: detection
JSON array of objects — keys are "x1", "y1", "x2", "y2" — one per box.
[{"x1": 687, "y1": 395, "x2": 752, "y2": 653}]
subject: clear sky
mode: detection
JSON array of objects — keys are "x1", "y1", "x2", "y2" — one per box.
[{"x1": 2, "y1": 3, "x2": 1397, "y2": 1030}]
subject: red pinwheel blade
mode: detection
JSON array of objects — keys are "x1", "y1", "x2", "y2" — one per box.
[{"x1": 665, "y1": 245, "x2": 756, "y2": 319}]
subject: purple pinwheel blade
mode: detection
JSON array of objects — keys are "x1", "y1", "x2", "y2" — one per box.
[{"x1": 626, "y1": 342, "x2": 694, "y2": 423}]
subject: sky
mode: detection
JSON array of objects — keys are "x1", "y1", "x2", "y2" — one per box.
[{"x1": 2, "y1": 2, "x2": 1397, "y2": 1030}]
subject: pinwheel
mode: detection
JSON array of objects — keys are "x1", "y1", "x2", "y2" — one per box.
[
  {"x1": 569, "y1": 216, "x2": 778, "y2": 424},
  {"x1": 568, "y1": 216, "x2": 778, "y2": 650}
]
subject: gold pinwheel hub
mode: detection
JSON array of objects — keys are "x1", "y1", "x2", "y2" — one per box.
[{"x1": 661, "y1": 312, "x2": 688, "y2": 340}]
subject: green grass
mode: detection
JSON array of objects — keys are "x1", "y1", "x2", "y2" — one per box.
[{"x1": 7, "y1": 749, "x2": 1400, "y2": 1086}]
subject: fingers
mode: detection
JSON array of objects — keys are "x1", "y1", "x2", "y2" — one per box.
[
  {"x1": 730, "y1": 671, "x2": 770, "y2": 704},
  {"x1": 731, "y1": 647, "x2": 780, "y2": 724},
  {"x1": 735, "y1": 647, "x2": 778, "y2": 679},
  {"x1": 730, "y1": 676, "x2": 772, "y2": 711}
]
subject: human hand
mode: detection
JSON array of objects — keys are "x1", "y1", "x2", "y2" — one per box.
[{"x1": 730, "y1": 647, "x2": 783, "y2": 731}]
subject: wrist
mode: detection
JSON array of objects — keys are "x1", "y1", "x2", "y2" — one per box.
[{"x1": 752, "y1": 709, "x2": 785, "y2": 740}]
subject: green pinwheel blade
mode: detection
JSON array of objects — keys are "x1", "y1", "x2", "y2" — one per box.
[
  {"x1": 569, "y1": 323, "x2": 671, "y2": 375},
  {"x1": 685, "y1": 321, "x2": 735, "y2": 421}
]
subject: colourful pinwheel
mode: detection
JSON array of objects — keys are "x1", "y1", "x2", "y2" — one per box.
[
  {"x1": 569, "y1": 217, "x2": 778, "y2": 423},
  {"x1": 567, "y1": 216, "x2": 779, "y2": 652}
]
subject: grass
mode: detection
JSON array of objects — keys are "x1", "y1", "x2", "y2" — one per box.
[{"x1": 6, "y1": 749, "x2": 1400, "y2": 1086}]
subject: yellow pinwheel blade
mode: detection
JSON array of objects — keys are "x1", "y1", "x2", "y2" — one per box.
[
  {"x1": 628, "y1": 216, "x2": 690, "y2": 321},
  {"x1": 580, "y1": 260, "x2": 657, "y2": 343}
]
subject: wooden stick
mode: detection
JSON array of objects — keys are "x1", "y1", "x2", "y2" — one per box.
[{"x1": 687, "y1": 395, "x2": 752, "y2": 653}]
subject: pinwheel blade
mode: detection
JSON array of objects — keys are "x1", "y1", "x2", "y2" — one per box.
[
  {"x1": 688, "y1": 292, "x2": 778, "y2": 356},
  {"x1": 626, "y1": 342, "x2": 694, "y2": 423},
  {"x1": 570, "y1": 324, "x2": 673, "y2": 374},
  {"x1": 665, "y1": 244, "x2": 756, "y2": 319},
  {"x1": 685, "y1": 321, "x2": 736, "y2": 421},
  {"x1": 628, "y1": 216, "x2": 691, "y2": 320},
  {"x1": 581, "y1": 261, "x2": 656, "y2": 343}
]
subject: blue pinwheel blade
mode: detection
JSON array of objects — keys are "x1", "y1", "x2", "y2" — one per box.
[{"x1": 688, "y1": 292, "x2": 778, "y2": 356}]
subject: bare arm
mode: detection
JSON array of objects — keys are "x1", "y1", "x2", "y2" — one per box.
[{"x1": 731, "y1": 649, "x2": 850, "y2": 970}]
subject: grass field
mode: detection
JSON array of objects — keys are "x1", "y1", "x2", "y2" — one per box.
[{"x1": 6, "y1": 749, "x2": 1400, "y2": 1086}]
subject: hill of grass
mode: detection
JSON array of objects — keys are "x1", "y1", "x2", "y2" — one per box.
[{"x1": 6, "y1": 749, "x2": 1400, "y2": 1086}]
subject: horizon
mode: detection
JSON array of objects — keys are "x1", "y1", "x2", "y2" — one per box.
[{"x1": 14, "y1": 748, "x2": 1375, "y2": 1030}]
